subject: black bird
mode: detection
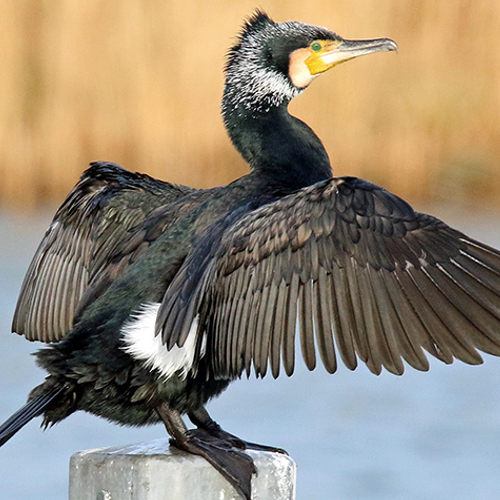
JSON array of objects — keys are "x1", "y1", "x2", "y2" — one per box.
[{"x1": 2, "y1": 10, "x2": 500, "y2": 499}]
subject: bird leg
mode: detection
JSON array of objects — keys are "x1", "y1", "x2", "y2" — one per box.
[
  {"x1": 188, "y1": 406, "x2": 288, "y2": 455},
  {"x1": 156, "y1": 402, "x2": 255, "y2": 500}
]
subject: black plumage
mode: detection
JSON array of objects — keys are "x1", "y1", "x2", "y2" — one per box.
[{"x1": 2, "y1": 10, "x2": 500, "y2": 499}]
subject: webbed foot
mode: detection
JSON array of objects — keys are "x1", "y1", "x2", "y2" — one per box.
[{"x1": 157, "y1": 403, "x2": 255, "y2": 500}]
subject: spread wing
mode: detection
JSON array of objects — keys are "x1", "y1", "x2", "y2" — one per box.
[
  {"x1": 12, "y1": 162, "x2": 194, "y2": 342},
  {"x1": 159, "y1": 176, "x2": 500, "y2": 378}
]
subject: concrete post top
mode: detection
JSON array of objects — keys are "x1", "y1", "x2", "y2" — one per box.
[{"x1": 70, "y1": 439, "x2": 296, "y2": 500}]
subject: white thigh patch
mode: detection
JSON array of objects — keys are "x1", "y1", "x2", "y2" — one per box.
[{"x1": 121, "y1": 302, "x2": 199, "y2": 380}]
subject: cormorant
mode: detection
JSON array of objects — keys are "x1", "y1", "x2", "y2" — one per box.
[{"x1": 2, "y1": 11, "x2": 500, "y2": 499}]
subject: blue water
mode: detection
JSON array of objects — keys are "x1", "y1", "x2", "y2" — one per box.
[{"x1": 1, "y1": 206, "x2": 500, "y2": 500}]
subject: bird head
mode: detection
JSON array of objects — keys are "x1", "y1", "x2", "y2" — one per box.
[{"x1": 223, "y1": 10, "x2": 397, "y2": 115}]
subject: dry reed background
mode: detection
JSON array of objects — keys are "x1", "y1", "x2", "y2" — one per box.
[{"x1": 1, "y1": 0, "x2": 499, "y2": 211}]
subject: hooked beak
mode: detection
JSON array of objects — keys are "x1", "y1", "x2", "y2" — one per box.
[{"x1": 305, "y1": 37, "x2": 398, "y2": 76}]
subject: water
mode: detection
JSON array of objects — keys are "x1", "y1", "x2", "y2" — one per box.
[{"x1": 1, "y1": 206, "x2": 500, "y2": 500}]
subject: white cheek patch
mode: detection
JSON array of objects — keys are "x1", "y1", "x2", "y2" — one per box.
[
  {"x1": 121, "y1": 302, "x2": 201, "y2": 381},
  {"x1": 289, "y1": 47, "x2": 315, "y2": 89}
]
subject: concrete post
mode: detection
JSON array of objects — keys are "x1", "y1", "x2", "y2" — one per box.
[{"x1": 69, "y1": 438, "x2": 296, "y2": 500}]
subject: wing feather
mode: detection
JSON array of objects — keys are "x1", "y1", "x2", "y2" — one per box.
[
  {"x1": 299, "y1": 279, "x2": 316, "y2": 371},
  {"x1": 270, "y1": 279, "x2": 288, "y2": 378},
  {"x1": 254, "y1": 283, "x2": 273, "y2": 377},
  {"x1": 313, "y1": 271, "x2": 337, "y2": 374},
  {"x1": 283, "y1": 273, "x2": 299, "y2": 376},
  {"x1": 330, "y1": 263, "x2": 358, "y2": 370}
]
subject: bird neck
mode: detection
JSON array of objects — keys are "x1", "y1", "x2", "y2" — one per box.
[{"x1": 222, "y1": 103, "x2": 332, "y2": 190}]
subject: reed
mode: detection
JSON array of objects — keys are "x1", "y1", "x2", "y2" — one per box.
[{"x1": 1, "y1": 0, "x2": 499, "y2": 210}]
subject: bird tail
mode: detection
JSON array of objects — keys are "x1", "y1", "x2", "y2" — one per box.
[{"x1": 0, "y1": 383, "x2": 68, "y2": 447}]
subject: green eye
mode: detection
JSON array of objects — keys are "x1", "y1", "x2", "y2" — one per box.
[{"x1": 311, "y1": 41, "x2": 322, "y2": 52}]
